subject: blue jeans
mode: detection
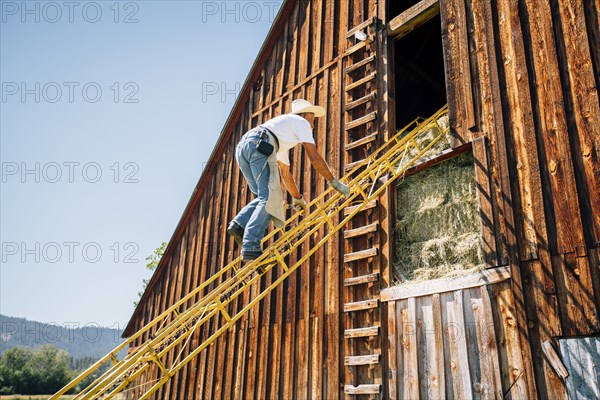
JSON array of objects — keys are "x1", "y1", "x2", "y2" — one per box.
[{"x1": 232, "y1": 131, "x2": 273, "y2": 254}]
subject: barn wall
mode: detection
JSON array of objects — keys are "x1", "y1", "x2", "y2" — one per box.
[
  {"x1": 124, "y1": 0, "x2": 386, "y2": 398},
  {"x1": 439, "y1": 0, "x2": 600, "y2": 398}
]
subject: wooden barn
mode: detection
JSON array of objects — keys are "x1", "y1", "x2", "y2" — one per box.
[{"x1": 121, "y1": 0, "x2": 600, "y2": 398}]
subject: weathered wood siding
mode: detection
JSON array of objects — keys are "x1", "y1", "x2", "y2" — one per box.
[
  {"x1": 438, "y1": 0, "x2": 600, "y2": 398},
  {"x1": 384, "y1": 276, "x2": 529, "y2": 399},
  {"x1": 124, "y1": 1, "x2": 387, "y2": 398}
]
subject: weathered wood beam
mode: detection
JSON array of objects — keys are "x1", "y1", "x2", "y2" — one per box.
[
  {"x1": 388, "y1": 0, "x2": 440, "y2": 40},
  {"x1": 380, "y1": 266, "x2": 511, "y2": 301}
]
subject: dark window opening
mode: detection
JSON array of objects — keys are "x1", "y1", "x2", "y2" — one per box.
[{"x1": 393, "y1": 14, "x2": 447, "y2": 128}]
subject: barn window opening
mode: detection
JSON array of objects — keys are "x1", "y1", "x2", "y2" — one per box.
[{"x1": 392, "y1": 12, "x2": 447, "y2": 128}]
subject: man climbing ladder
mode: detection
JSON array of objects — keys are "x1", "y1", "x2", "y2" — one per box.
[{"x1": 227, "y1": 98, "x2": 351, "y2": 261}]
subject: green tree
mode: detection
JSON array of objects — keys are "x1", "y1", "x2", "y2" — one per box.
[
  {"x1": 134, "y1": 242, "x2": 167, "y2": 307},
  {"x1": 0, "y1": 345, "x2": 72, "y2": 395}
]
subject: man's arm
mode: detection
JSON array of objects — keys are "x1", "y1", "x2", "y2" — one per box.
[
  {"x1": 302, "y1": 142, "x2": 335, "y2": 181},
  {"x1": 278, "y1": 161, "x2": 302, "y2": 199}
]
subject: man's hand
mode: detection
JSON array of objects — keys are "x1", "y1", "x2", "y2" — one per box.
[
  {"x1": 329, "y1": 178, "x2": 351, "y2": 197},
  {"x1": 292, "y1": 196, "x2": 308, "y2": 214}
]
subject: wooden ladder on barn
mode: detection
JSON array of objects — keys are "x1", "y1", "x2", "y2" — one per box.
[
  {"x1": 51, "y1": 109, "x2": 449, "y2": 400},
  {"x1": 342, "y1": 17, "x2": 384, "y2": 397}
]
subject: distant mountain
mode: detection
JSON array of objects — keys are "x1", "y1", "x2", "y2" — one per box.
[{"x1": 0, "y1": 315, "x2": 126, "y2": 359}]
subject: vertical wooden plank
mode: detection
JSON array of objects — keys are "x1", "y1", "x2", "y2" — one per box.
[
  {"x1": 268, "y1": 323, "x2": 282, "y2": 399},
  {"x1": 325, "y1": 60, "x2": 342, "y2": 400},
  {"x1": 583, "y1": 0, "x2": 600, "y2": 89},
  {"x1": 439, "y1": 0, "x2": 475, "y2": 145},
  {"x1": 296, "y1": 320, "x2": 309, "y2": 399},
  {"x1": 395, "y1": 299, "x2": 406, "y2": 399},
  {"x1": 322, "y1": 0, "x2": 335, "y2": 63},
  {"x1": 311, "y1": 0, "x2": 324, "y2": 73},
  {"x1": 470, "y1": 0, "x2": 510, "y2": 266},
  {"x1": 417, "y1": 296, "x2": 445, "y2": 399},
  {"x1": 522, "y1": 0, "x2": 587, "y2": 256},
  {"x1": 495, "y1": 0, "x2": 547, "y2": 262},
  {"x1": 310, "y1": 316, "x2": 324, "y2": 399},
  {"x1": 431, "y1": 294, "x2": 446, "y2": 400},
  {"x1": 489, "y1": 281, "x2": 528, "y2": 399},
  {"x1": 310, "y1": 70, "x2": 328, "y2": 400},
  {"x1": 440, "y1": 291, "x2": 472, "y2": 399},
  {"x1": 472, "y1": 136, "x2": 498, "y2": 267},
  {"x1": 552, "y1": 0, "x2": 600, "y2": 248},
  {"x1": 325, "y1": 64, "x2": 342, "y2": 318},
  {"x1": 590, "y1": 248, "x2": 600, "y2": 317},
  {"x1": 402, "y1": 297, "x2": 419, "y2": 399},
  {"x1": 282, "y1": 320, "x2": 296, "y2": 399},
  {"x1": 325, "y1": 313, "x2": 341, "y2": 400},
  {"x1": 245, "y1": 325, "x2": 259, "y2": 400},
  {"x1": 255, "y1": 323, "x2": 270, "y2": 400},
  {"x1": 297, "y1": 0, "x2": 312, "y2": 81},
  {"x1": 387, "y1": 302, "x2": 398, "y2": 400},
  {"x1": 461, "y1": 289, "x2": 481, "y2": 400},
  {"x1": 233, "y1": 324, "x2": 248, "y2": 400},
  {"x1": 337, "y1": 0, "x2": 350, "y2": 58},
  {"x1": 212, "y1": 333, "x2": 228, "y2": 400},
  {"x1": 464, "y1": 287, "x2": 500, "y2": 399}
]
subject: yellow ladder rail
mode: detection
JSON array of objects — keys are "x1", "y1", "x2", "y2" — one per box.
[{"x1": 51, "y1": 105, "x2": 449, "y2": 400}]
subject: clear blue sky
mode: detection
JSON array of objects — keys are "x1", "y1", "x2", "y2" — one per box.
[{"x1": 0, "y1": 0, "x2": 280, "y2": 329}]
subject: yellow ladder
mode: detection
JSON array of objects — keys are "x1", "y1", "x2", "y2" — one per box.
[{"x1": 51, "y1": 105, "x2": 449, "y2": 400}]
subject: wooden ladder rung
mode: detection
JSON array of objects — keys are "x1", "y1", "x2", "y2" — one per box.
[
  {"x1": 345, "y1": 158, "x2": 368, "y2": 172},
  {"x1": 344, "y1": 273, "x2": 379, "y2": 287},
  {"x1": 345, "y1": 92, "x2": 376, "y2": 111},
  {"x1": 345, "y1": 55, "x2": 376, "y2": 74},
  {"x1": 344, "y1": 223, "x2": 379, "y2": 239},
  {"x1": 345, "y1": 133, "x2": 378, "y2": 151},
  {"x1": 344, "y1": 200, "x2": 378, "y2": 216},
  {"x1": 345, "y1": 354, "x2": 380, "y2": 366},
  {"x1": 344, "y1": 38, "x2": 373, "y2": 56},
  {"x1": 344, "y1": 247, "x2": 378, "y2": 263},
  {"x1": 344, "y1": 299, "x2": 379, "y2": 312},
  {"x1": 344, "y1": 326, "x2": 379, "y2": 338},
  {"x1": 344, "y1": 384, "x2": 382, "y2": 395},
  {"x1": 346, "y1": 72, "x2": 377, "y2": 92},
  {"x1": 346, "y1": 17, "x2": 376, "y2": 38},
  {"x1": 345, "y1": 111, "x2": 377, "y2": 131}
]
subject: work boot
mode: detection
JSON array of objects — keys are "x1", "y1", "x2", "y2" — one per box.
[
  {"x1": 241, "y1": 250, "x2": 262, "y2": 262},
  {"x1": 227, "y1": 222, "x2": 244, "y2": 246}
]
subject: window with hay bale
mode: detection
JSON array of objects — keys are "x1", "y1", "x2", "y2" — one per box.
[{"x1": 392, "y1": 114, "x2": 485, "y2": 284}]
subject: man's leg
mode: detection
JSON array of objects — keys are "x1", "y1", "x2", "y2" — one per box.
[
  {"x1": 231, "y1": 141, "x2": 259, "y2": 233},
  {"x1": 241, "y1": 150, "x2": 272, "y2": 258}
]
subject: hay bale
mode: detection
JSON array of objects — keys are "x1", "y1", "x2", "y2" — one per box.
[{"x1": 393, "y1": 152, "x2": 484, "y2": 284}]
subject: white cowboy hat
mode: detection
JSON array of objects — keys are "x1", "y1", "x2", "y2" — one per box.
[{"x1": 291, "y1": 99, "x2": 326, "y2": 117}]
